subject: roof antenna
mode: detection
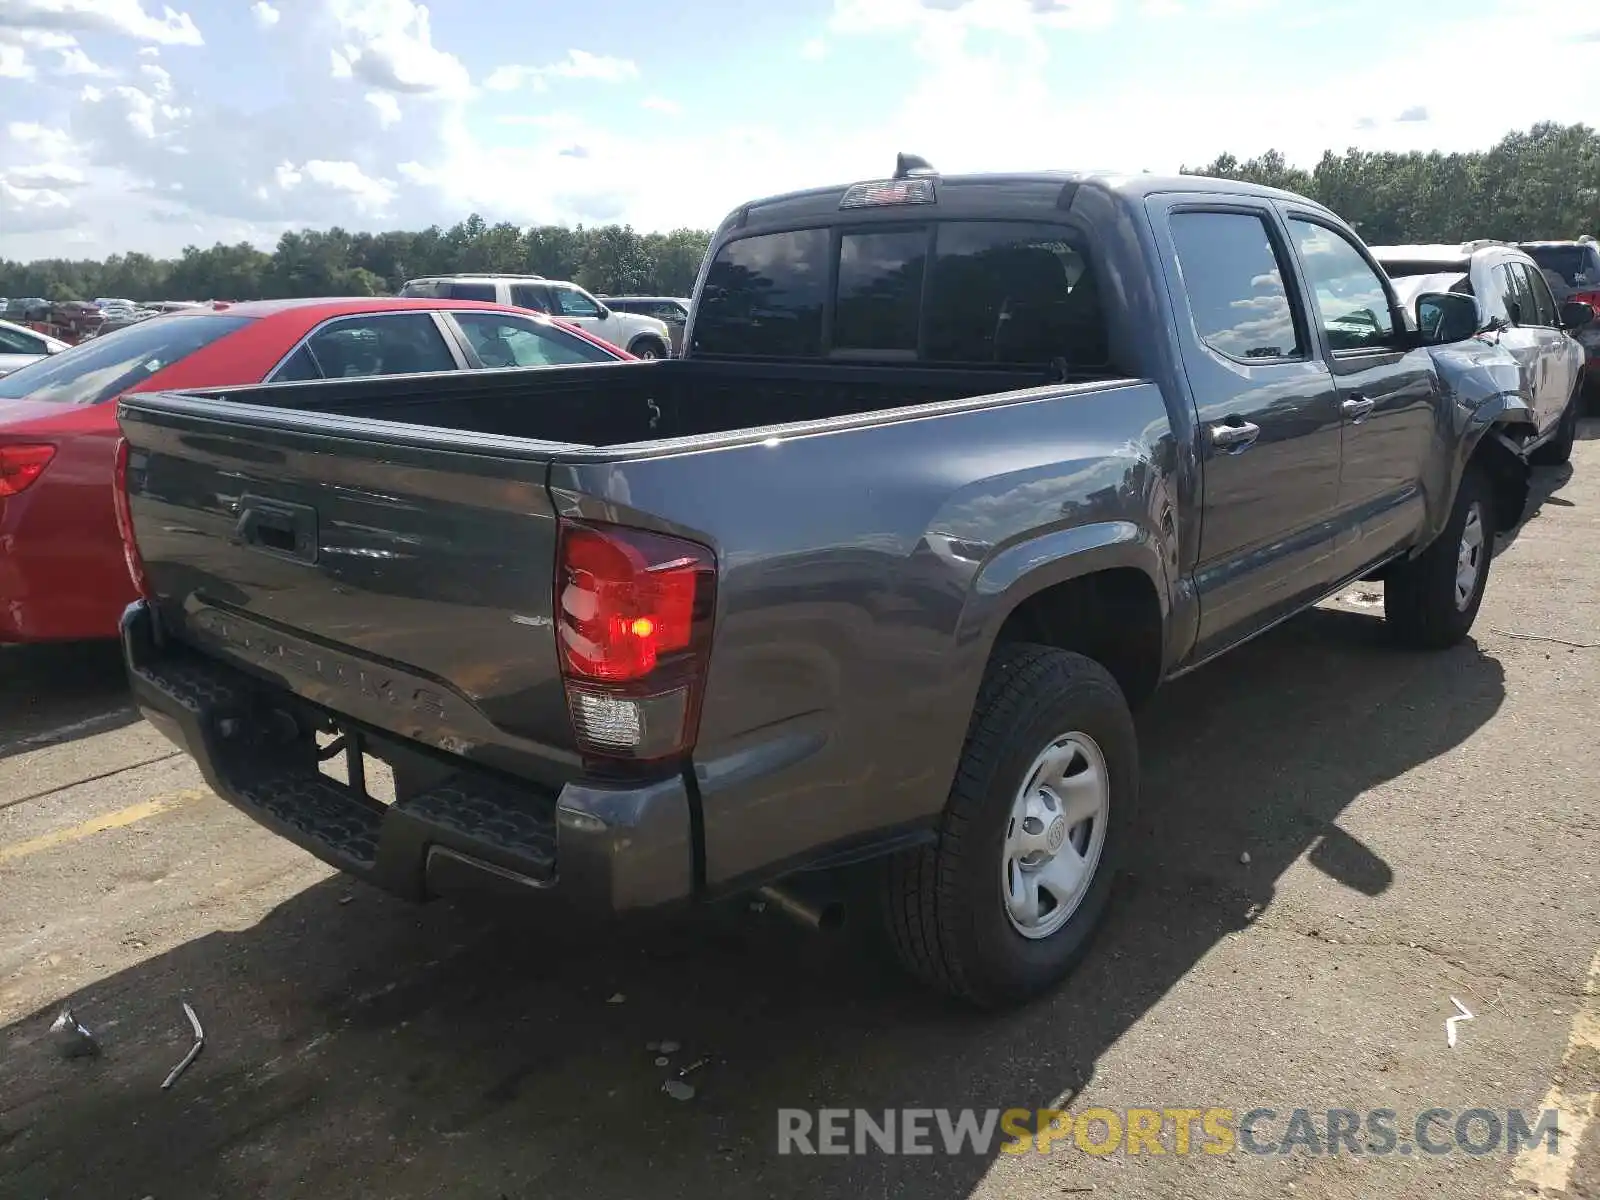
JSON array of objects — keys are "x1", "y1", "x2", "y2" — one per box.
[{"x1": 893, "y1": 153, "x2": 937, "y2": 180}]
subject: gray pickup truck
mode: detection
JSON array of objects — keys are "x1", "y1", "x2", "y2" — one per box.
[{"x1": 116, "y1": 161, "x2": 1564, "y2": 1007}]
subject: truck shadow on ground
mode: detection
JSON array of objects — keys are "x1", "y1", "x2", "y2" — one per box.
[{"x1": 0, "y1": 605, "x2": 1507, "y2": 1200}]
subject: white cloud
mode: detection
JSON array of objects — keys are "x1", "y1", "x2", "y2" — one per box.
[
  {"x1": 0, "y1": 0, "x2": 203, "y2": 46},
  {"x1": 251, "y1": 1, "x2": 280, "y2": 28},
  {"x1": 288, "y1": 158, "x2": 397, "y2": 211},
  {"x1": 138, "y1": 45, "x2": 159, "y2": 57},
  {"x1": 7, "y1": 162, "x2": 86, "y2": 188},
  {"x1": 0, "y1": 42, "x2": 32, "y2": 77},
  {"x1": 325, "y1": 0, "x2": 469, "y2": 95},
  {"x1": 9, "y1": 121, "x2": 77, "y2": 159},
  {"x1": 139, "y1": 61, "x2": 173, "y2": 94},
  {"x1": 642, "y1": 95, "x2": 682, "y2": 116},
  {"x1": 365, "y1": 90, "x2": 401, "y2": 126},
  {"x1": 485, "y1": 49, "x2": 639, "y2": 92},
  {"x1": 799, "y1": 37, "x2": 828, "y2": 59},
  {"x1": 0, "y1": 177, "x2": 80, "y2": 232},
  {"x1": 55, "y1": 43, "x2": 111, "y2": 75}
]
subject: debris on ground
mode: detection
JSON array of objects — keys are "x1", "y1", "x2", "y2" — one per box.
[
  {"x1": 677, "y1": 1056, "x2": 710, "y2": 1079},
  {"x1": 49, "y1": 1008, "x2": 100, "y2": 1059},
  {"x1": 658, "y1": 1039, "x2": 681, "y2": 1054},
  {"x1": 161, "y1": 1001, "x2": 205, "y2": 1090},
  {"x1": 1445, "y1": 996, "x2": 1474, "y2": 1048},
  {"x1": 662, "y1": 1079, "x2": 695, "y2": 1101},
  {"x1": 654, "y1": 1056, "x2": 670, "y2": 1067},
  {"x1": 606, "y1": 993, "x2": 625, "y2": 1004},
  {"x1": 1239, "y1": 851, "x2": 1251, "y2": 865}
]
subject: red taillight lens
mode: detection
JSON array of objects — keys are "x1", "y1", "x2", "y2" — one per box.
[
  {"x1": 0, "y1": 443, "x2": 56, "y2": 499},
  {"x1": 112, "y1": 437, "x2": 151, "y2": 599},
  {"x1": 556, "y1": 521, "x2": 715, "y2": 760},
  {"x1": 1572, "y1": 290, "x2": 1600, "y2": 316}
]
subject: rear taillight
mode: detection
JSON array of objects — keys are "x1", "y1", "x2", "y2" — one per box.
[
  {"x1": 112, "y1": 438, "x2": 151, "y2": 599},
  {"x1": 1572, "y1": 290, "x2": 1600, "y2": 316},
  {"x1": 556, "y1": 521, "x2": 715, "y2": 761},
  {"x1": 0, "y1": 443, "x2": 56, "y2": 499}
]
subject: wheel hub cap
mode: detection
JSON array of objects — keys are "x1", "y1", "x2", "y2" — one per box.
[
  {"x1": 1454, "y1": 503, "x2": 1485, "y2": 612},
  {"x1": 1001, "y1": 732, "x2": 1111, "y2": 940}
]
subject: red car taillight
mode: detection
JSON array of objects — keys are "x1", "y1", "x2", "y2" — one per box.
[
  {"x1": 0, "y1": 443, "x2": 56, "y2": 499},
  {"x1": 556, "y1": 521, "x2": 716, "y2": 761},
  {"x1": 1572, "y1": 290, "x2": 1600, "y2": 317},
  {"x1": 112, "y1": 437, "x2": 151, "y2": 599}
]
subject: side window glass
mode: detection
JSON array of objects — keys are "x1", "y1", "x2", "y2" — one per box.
[
  {"x1": 0, "y1": 327, "x2": 43, "y2": 354},
  {"x1": 305, "y1": 313, "x2": 458, "y2": 378},
  {"x1": 447, "y1": 282, "x2": 497, "y2": 302},
  {"x1": 553, "y1": 288, "x2": 602, "y2": 318},
  {"x1": 834, "y1": 228, "x2": 927, "y2": 353},
  {"x1": 510, "y1": 284, "x2": 549, "y2": 312},
  {"x1": 453, "y1": 312, "x2": 614, "y2": 368},
  {"x1": 271, "y1": 345, "x2": 322, "y2": 382},
  {"x1": 1500, "y1": 264, "x2": 1533, "y2": 325},
  {"x1": 1289, "y1": 219, "x2": 1396, "y2": 352},
  {"x1": 1521, "y1": 263, "x2": 1558, "y2": 326},
  {"x1": 1169, "y1": 212, "x2": 1303, "y2": 360}
]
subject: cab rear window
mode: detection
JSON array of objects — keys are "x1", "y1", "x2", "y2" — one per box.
[{"x1": 693, "y1": 221, "x2": 1108, "y2": 369}]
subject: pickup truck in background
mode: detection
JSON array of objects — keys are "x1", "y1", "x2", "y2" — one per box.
[{"x1": 115, "y1": 160, "x2": 1563, "y2": 1007}]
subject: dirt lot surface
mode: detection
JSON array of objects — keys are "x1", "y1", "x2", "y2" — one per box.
[{"x1": 2, "y1": 425, "x2": 1598, "y2": 1200}]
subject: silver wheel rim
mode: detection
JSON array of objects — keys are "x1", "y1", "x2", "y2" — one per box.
[
  {"x1": 1001, "y1": 732, "x2": 1110, "y2": 940},
  {"x1": 1454, "y1": 503, "x2": 1485, "y2": 611},
  {"x1": 636, "y1": 347, "x2": 659, "y2": 359}
]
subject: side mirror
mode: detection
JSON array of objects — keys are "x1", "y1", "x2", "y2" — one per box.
[
  {"x1": 1414, "y1": 292, "x2": 1480, "y2": 345},
  {"x1": 47, "y1": 343, "x2": 65, "y2": 354},
  {"x1": 1559, "y1": 300, "x2": 1595, "y2": 330},
  {"x1": 591, "y1": 303, "x2": 610, "y2": 319}
]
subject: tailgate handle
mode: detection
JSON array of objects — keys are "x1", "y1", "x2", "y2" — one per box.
[{"x1": 234, "y1": 495, "x2": 318, "y2": 564}]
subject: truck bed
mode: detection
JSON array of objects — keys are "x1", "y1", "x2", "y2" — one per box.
[{"x1": 187, "y1": 358, "x2": 1072, "y2": 450}]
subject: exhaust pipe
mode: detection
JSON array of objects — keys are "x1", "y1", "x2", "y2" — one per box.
[{"x1": 757, "y1": 884, "x2": 845, "y2": 932}]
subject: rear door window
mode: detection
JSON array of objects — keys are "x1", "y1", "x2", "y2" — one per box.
[
  {"x1": 510, "y1": 283, "x2": 551, "y2": 312},
  {"x1": 295, "y1": 313, "x2": 459, "y2": 379},
  {"x1": 0, "y1": 314, "x2": 252, "y2": 404},
  {"x1": 1500, "y1": 264, "x2": 1536, "y2": 326},
  {"x1": 1169, "y1": 212, "x2": 1303, "y2": 360},
  {"x1": 446, "y1": 282, "x2": 497, "y2": 302}
]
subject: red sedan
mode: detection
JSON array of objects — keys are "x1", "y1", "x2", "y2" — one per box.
[{"x1": 0, "y1": 297, "x2": 632, "y2": 643}]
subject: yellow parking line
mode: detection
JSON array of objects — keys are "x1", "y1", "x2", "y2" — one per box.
[
  {"x1": 1506, "y1": 948, "x2": 1600, "y2": 1197},
  {"x1": 0, "y1": 789, "x2": 205, "y2": 866}
]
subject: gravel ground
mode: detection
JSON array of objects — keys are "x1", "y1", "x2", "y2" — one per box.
[{"x1": 1, "y1": 424, "x2": 1597, "y2": 1200}]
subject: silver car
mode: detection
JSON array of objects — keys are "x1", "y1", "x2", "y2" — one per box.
[
  {"x1": 0, "y1": 318, "x2": 69, "y2": 378},
  {"x1": 1372, "y1": 241, "x2": 1587, "y2": 463}
]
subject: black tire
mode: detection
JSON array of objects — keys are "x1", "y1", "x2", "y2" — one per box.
[
  {"x1": 1529, "y1": 391, "x2": 1579, "y2": 467},
  {"x1": 881, "y1": 644, "x2": 1138, "y2": 1008},
  {"x1": 628, "y1": 337, "x2": 666, "y2": 360},
  {"x1": 1384, "y1": 464, "x2": 1494, "y2": 650}
]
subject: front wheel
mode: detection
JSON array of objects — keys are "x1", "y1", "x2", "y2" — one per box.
[
  {"x1": 881, "y1": 644, "x2": 1138, "y2": 1008},
  {"x1": 1384, "y1": 464, "x2": 1494, "y2": 649},
  {"x1": 628, "y1": 338, "x2": 666, "y2": 361},
  {"x1": 1529, "y1": 391, "x2": 1579, "y2": 467}
]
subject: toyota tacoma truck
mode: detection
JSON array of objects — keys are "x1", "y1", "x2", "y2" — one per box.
[{"x1": 115, "y1": 160, "x2": 1554, "y2": 1007}]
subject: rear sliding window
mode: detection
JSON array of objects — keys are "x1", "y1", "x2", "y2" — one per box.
[
  {"x1": 0, "y1": 314, "x2": 251, "y2": 404},
  {"x1": 693, "y1": 221, "x2": 1108, "y2": 368}
]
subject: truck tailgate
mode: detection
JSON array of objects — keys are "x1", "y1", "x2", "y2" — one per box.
[{"x1": 118, "y1": 394, "x2": 579, "y2": 781}]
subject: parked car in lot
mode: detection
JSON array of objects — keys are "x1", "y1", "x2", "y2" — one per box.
[
  {"x1": 398, "y1": 274, "x2": 675, "y2": 359},
  {"x1": 0, "y1": 318, "x2": 68, "y2": 378},
  {"x1": 0, "y1": 297, "x2": 631, "y2": 643},
  {"x1": 1518, "y1": 237, "x2": 1600, "y2": 386},
  {"x1": 1371, "y1": 240, "x2": 1590, "y2": 462},
  {"x1": 598, "y1": 295, "x2": 691, "y2": 354},
  {"x1": 117, "y1": 163, "x2": 1574, "y2": 1007}
]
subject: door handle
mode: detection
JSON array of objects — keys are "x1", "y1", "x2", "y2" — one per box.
[
  {"x1": 1341, "y1": 395, "x2": 1376, "y2": 422},
  {"x1": 1209, "y1": 419, "x2": 1261, "y2": 451}
]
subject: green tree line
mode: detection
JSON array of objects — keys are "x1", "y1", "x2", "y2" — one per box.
[
  {"x1": 0, "y1": 218, "x2": 712, "y2": 304},
  {"x1": 4, "y1": 122, "x2": 1596, "y2": 305},
  {"x1": 1184, "y1": 122, "x2": 1600, "y2": 245}
]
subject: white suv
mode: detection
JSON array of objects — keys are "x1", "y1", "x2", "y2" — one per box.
[{"x1": 398, "y1": 274, "x2": 674, "y2": 359}]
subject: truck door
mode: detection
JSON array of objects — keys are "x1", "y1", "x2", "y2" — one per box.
[
  {"x1": 1282, "y1": 214, "x2": 1439, "y2": 575},
  {"x1": 1152, "y1": 198, "x2": 1344, "y2": 660}
]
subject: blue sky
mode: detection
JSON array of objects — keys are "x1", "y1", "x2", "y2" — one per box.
[{"x1": 1, "y1": 0, "x2": 1596, "y2": 260}]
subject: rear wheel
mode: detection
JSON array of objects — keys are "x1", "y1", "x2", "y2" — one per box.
[
  {"x1": 1384, "y1": 464, "x2": 1494, "y2": 649},
  {"x1": 628, "y1": 337, "x2": 666, "y2": 361},
  {"x1": 881, "y1": 644, "x2": 1137, "y2": 1008}
]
